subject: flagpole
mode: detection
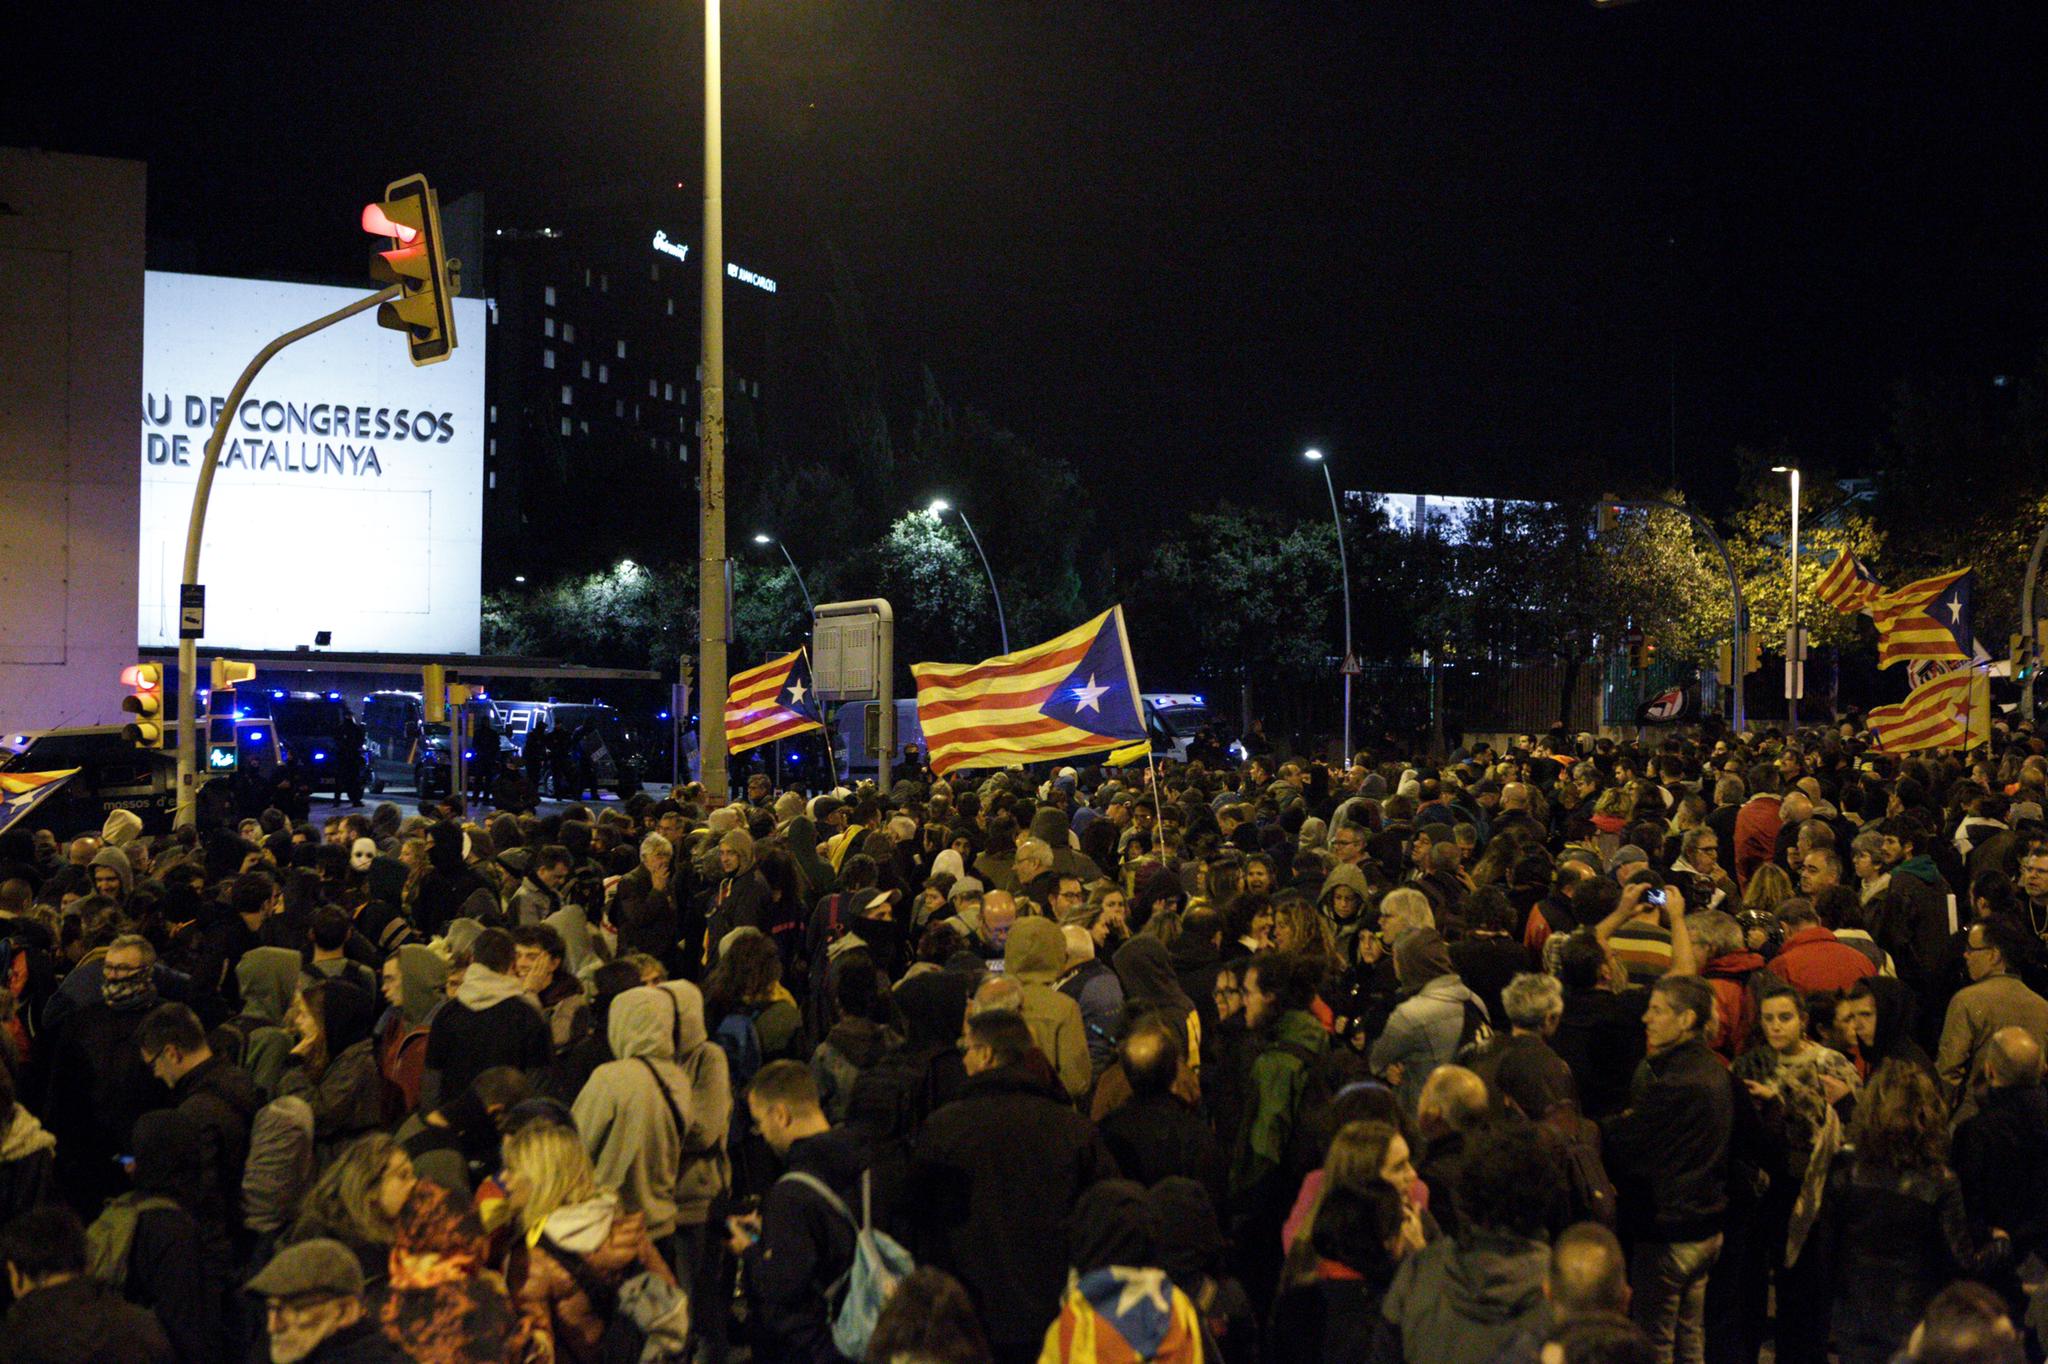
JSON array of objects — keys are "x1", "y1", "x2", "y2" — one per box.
[{"x1": 1143, "y1": 745, "x2": 1166, "y2": 856}]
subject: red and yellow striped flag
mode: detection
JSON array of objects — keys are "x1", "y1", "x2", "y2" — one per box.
[
  {"x1": 1870, "y1": 569, "x2": 1973, "y2": 668},
  {"x1": 1868, "y1": 668, "x2": 1989, "y2": 752},
  {"x1": 723, "y1": 648, "x2": 823, "y2": 755},
  {"x1": 1814, "y1": 551, "x2": 1882, "y2": 614},
  {"x1": 912, "y1": 607, "x2": 1146, "y2": 776}
]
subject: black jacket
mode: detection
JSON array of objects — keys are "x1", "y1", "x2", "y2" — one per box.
[
  {"x1": 1820, "y1": 1154, "x2": 2004, "y2": 1362},
  {"x1": 1552, "y1": 987, "x2": 1647, "y2": 1121},
  {"x1": 1600, "y1": 1038, "x2": 1742, "y2": 1243},
  {"x1": 0, "y1": 1275, "x2": 174, "y2": 1364},
  {"x1": 170, "y1": 1052, "x2": 261, "y2": 1266},
  {"x1": 1097, "y1": 1091, "x2": 1227, "y2": 1216},
  {"x1": 42, "y1": 1000, "x2": 158, "y2": 1210},
  {"x1": 423, "y1": 992, "x2": 552, "y2": 1104},
  {"x1": 612, "y1": 866, "x2": 694, "y2": 979},
  {"x1": 304, "y1": 1318, "x2": 407, "y2": 1363},
  {"x1": 743, "y1": 1125, "x2": 866, "y2": 1364},
  {"x1": 1953, "y1": 1081, "x2": 2048, "y2": 1258},
  {"x1": 911, "y1": 1062, "x2": 1120, "y2": 1351}
]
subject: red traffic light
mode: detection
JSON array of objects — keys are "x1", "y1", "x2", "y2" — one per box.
[
  {"x1": 361, "y1": 203, "x2": 419, "y2": 244},
  {"x1": 120, "y1": 663, "x2": 162, "y2": 692}
]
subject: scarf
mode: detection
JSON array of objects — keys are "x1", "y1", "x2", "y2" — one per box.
[{"x1": 103, "y1": 971, "x2": 158, "y2": 1012}]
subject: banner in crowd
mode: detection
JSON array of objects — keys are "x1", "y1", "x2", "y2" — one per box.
[
  {"x1": 1814, "y1": 551, "x2": 1883, "y2": 614},
  {"x1": 0, "y1": 770, "x2": 78, "y2": 839},
  {"x1": 724, "y1": 648, "x2": 823, "y2": 754},
  {"x1": 912, "y1": 607, "x2": 1146, "y2": 775}
]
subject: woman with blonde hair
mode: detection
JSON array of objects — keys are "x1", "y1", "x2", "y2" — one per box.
[
  {"x1": 1745, "y1": 862, "x2": 1795, "y2": 916},
  {"x1": 501, "y1": 1119, "x2": 675, "y2": 1364},
  {"x1": 708, "y1": 828, "x2": 769, "y2": 965},
  {"x1": 287, "y1": 1132, "x2": 419, "y2": 1280}
]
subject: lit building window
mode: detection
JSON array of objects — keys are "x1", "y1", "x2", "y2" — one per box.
[
  {"x1": 617, "y1": 340, "x2": 627, "y2": 359},
  {"x1": 581, "y1": 360, "x2": 591, "y2": 379},
  {"x1": 598, "y1": 364, "x2": 608, "y2": 384},
  {"x1": 664, "y1": 383, "x2": 674, "y2": 402},
  {"x1": 561, "y1": 417, "x2": 572, "y2": 436},
  {"x1": 543, "y1": 349, "x2": 555, "y2": 369},
  {"x1": 544, "y1": 317, "x2": 555, "y2": 337},
  {"x1": 564, "y1": 323, "x2": 576, "y2": 343},
  {"x1": 561, "y1": 385, "x2": 572, "y2": 406},
  {"x1": 544, "y1": 285, "x2": 557, "y2": 305}
]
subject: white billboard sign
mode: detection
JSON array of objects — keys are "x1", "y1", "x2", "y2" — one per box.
[{"x1": 138, "y1": 271, "x2": 485, "y2": 653}]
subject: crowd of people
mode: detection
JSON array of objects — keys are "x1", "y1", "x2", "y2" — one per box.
[{"x1": 2, "y1": 717, "x2": 2047, "y2": 1364}]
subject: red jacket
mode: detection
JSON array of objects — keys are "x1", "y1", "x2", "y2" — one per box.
[
  {"x1": 1704, "y1": 952, "x2": 1768, "y2": 1060},
  {"x1": 1732, "y1": 798, "x2": 1783, "y2": 890},
  {"x1": 1767, "y1": 924, "x2": 1878, "y2": 996}
]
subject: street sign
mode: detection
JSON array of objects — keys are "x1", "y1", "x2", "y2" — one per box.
[
  {"x1": 813, "y1": 611, "x2": 879, "y2": 700},
  {"x1": 179, "y1": 584, "x2": 205, "y2": 639},
  {"x1": 1340, "y1": 654, "x2": 1362, "y2": 676}
]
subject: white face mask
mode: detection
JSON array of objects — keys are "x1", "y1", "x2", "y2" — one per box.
[{"x1": 351, "y1": 839, "x2": 377, "y2": 873}]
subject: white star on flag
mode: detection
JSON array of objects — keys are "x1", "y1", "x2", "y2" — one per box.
[
  {"x1": 1107, "y1": 1266, "x2": 1171, "y2": 1317},
  {"x1": 786, "y1": 678, "x2": 808, "y2": 708},
  {"x1": 1072, "y1": 675, "x2": 1108, "y2": 712},
  {"x1": 1947, "y1": 595, "x2": 1964, "y2": 624}
]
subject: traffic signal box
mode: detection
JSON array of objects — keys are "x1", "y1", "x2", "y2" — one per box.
[
  {"x1": 363, "y1": 174, "x2": 458, "y2": 366},
  {"x1": 121, "y1": 663, "x2": 165, "y2": 748}
]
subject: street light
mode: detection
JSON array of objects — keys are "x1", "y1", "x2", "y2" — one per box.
[
  {"x1": 1304, "y1": 449, "x2": 1354, "y2": 768},
  {"x1": 927, "y1": 499, "x2": 1009, "y2": 654},
  {"x1": 696, "y1": 0, "x2": 731, "y2": 802},
  {"x1": 751, "y1": 532, "x2": 815, "y2": 619},
  {"x1": 1772, "y1": 465, "x2": 1802, "y2": 729}
]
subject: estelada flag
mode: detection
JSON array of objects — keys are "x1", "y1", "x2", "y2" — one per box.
[
  {"x1": 0, "y1": 769, "x2": 79, "y2": 838},
  {"x1": 1871, "y1": 569, "x2": 1973, "y2": 669},
  {"x1": 1868, "y1": 668, "x2": 1989, "y2": 752},
  {"x1": 723, "y1": 648, "x2": 823, "y2": 755},
  {"x1": 912, "y1": 607, "x2": 1146, "y2": 776},
  {"x1": 1814, "y1": 551, "x2": 1883, "y2": 614}
]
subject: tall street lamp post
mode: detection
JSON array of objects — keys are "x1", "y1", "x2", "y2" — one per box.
[
  {"x1": 697, "y1": 0, "x2": 730, "y2": 802},
  {"x1": 1772, "y1": 465, "x2": 1802, "y2": 729},
  {"x1": 752, "y1": 533, "x2": 815, "y2": 620},
  {"x1": 928, "y1": 500, "x2": 1008, "y2": 654},
  {"x1": 1305, "y1": 449, "x2": 1354, "y2": 768}
]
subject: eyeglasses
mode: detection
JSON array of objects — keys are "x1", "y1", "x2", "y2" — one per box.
[{"x1": 1213, "y1": 985, "x2": 1242, "y2": 999}]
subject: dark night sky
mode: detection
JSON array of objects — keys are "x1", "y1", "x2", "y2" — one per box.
[{"x1": 11, "y1": 1, "x2": 2047, "y2": 523}]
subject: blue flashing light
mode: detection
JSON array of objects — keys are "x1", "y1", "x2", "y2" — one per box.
[
  {"x1": 249, "y1": 730, "x2": 264, "y2": 742},
  {"x1": 464, "y1": 750, "x2": 475, "y2": 760},
  {"x1": 1193, "y1": 694, "x2": 1205, "y2": 705},
  {"x1": 270, "y1": 689, "x2": 286, "y2": 698},
  {"x1": 312, "y1": 750, "x2": 328, "y2": 762},
  {"x1": 789, "y1": 752, "x2": 801, "y2": 763},
  {"x1": 326, "y1": 691, "x2": 342, "y2": 701},
  {"x1": 658, "y1": 711, "x2": 671, "y2": 721},
  {"x1": 235, "y1": 708, "x2": 248, "y2": 719}
]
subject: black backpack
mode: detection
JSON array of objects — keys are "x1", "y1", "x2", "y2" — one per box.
[
  {"x1": 1269, "y1": 1037, "x2": 1372, "y2": 1183},
  {"x1": 1539, "y1": 1103, "x2": 1618, "y2": 1229},
  {"x1": 1453, "y1": 998, "x2": 1496, "y2": 1066}
]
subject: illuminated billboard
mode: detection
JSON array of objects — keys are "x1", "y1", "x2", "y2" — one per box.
[{"x1": 139, "y1": 271, "x2": 485, "y2": 653}]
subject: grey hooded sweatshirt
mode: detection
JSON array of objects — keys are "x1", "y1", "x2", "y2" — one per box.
[{"x1": 571, "y1": 981, "x2": 731, "y2": 1238}]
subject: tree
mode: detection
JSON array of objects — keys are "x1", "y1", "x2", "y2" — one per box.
[
  {"x1": 870, "y1": 512, "x2": 995, "y2": 673},
  {"x1": 1724, "y1": 460, "x2": 1884, "y2": 653},
  {"x1": 482, "y1": 558, "x2": 694, "y2": 673}
]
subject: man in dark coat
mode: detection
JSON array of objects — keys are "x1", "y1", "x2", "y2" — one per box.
[
  {"x1": 0, "y1": 1204, "x2": 174, "y2": 1364},
  {"x1": 1096, "y1": 1021, "x2": 1226, "y2": 1214},
  {"x1": 420, "y1": 928, "x2": 552, "y2": 1108},
  {"x1": 911, "y1": 1009, "x2": 1119, "y2": 1364},
  {"x1": 42, "y1": 934, "x2": 163, "y2": 1214},
  {"x1": 1953, "y1": 1025, "x2": 2048, "y2": 1312},
  {"x1": 138, "y1": 1002, "x2": 260, "y2": 1289},
  {"x1": 611, "y1": 831, "x2": 695, "y2": 979}
]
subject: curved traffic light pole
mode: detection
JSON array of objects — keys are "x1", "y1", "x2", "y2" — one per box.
[
  {"x1": 173, "y1": 284, "x2": 403, "y2": 828},
  {"x1": 1599, "y1": 497, "x2": 1747, "y2": 735}
]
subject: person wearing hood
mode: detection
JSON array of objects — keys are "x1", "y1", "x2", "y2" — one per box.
[
  {"x1": 422, "y1": 928, "x2": 552, "y2": 1110},
  {"x1": 810, "y1": 951, "x2": 902, "y2": 1123},
  {"x1": 413, "y1": 822, "x2": 497, "y2": 940},
  {"x1": 727, "y1": 1061, "x2": 867, "y2": 1364},
  {"x1": 545, "y1": 961, "x2": 643, "y2": 1107},
  {"x1": 1055, "y1": 926, "x2": 1124, "y2": 1076},
  {"x1": 227, "y1": 944, "x2": 308, "y2": 1096},
  {"x1": 912, "y1": 1009, "x2": 1120, "y2": 1362},
  {"x1": 89, "y1": 843, "x2": 134, "y2": 906},
  {"x1": 571, "y1": 980, "x2": 732, "y2": 1250},
  {"x1": 1369, "y1": 930, "x2": 1490, "y2": 1118},
  {"x1": 281, "y1": 978, "x2": 389, "y2": 1161},
  {"x1": 1114, "y1": 934, "x2": 1203, "y2": 1068},
  {"x1": 370, "y1": 1180, "x2": 535, "y2": 1364},
  {"x1": 378, "y1": 943, "x2": 450, "y2": 1114},
  {"x1": 1003, "y1": 916, "x2": 1092, "y2": 1101},
  {"x1": 706, "y1": 829, "x2": 771, "y2": 969},
  {"x1": 357, "y1": 853, "x2": 416, "y2": 955},
  {"x1": 1368, "y1": 1122, "x2": 1557, "y2": 1364},
  {"x1": 1149, "y1": 1175, "x2": 1258, "y2": 1364},
  {"x1": 1040, "y1": 1179, "x2": 1206, "y2": 1364},
  {"x1": 1030, "y1": 806, "x2": 1104, "y2": 884},
  {"x1": 1318, "y1": 860, "x2": 1373, "y2": 964},
  {"x1": 99, "y1": 1107, "x2": 223, "y2": 1363},
  {"x1": 500, "y1": 1119, "x2": 675, "y2": 1364},
  {"x1": 43, "y1": 933, "x2": 163, "y2": 1214}
]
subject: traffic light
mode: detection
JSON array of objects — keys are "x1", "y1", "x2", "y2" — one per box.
[
  {"x1": 210, "y1": 658, "x2": 257, "y2": 691},
  {"x1": 1743, "y1": 633, "x2": 1762, "y2": 675},
  {"x1": 423, "y1": 663, "x2": 447, "y2": 723},
  {"x1": 120, "y1": 663, "x2": 165, "y2": 748},
  {"x1": 1716, "y1": 643, "x2": 1735, "y2": 687},
  {"x1": 1596, "y1": 498, "x2": 1619, "y2": 534},
  {"x1": 363, "y1": 174, "x2": 458, "y2": 366},
  {"x1": 1641, "y1": 632, "x2": 1658, "y2": 669}
]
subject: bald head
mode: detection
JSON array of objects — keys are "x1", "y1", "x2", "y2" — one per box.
[
  {"x1": 1986, "y1": 1026, "x2": 2043, "y2": 1089},
  {"x1": 1779, "y1": 792, "x2": 1814, "y2": 825},
  {"x1": 1548, "y1": 1223, "x2": 1630, "y2": 1319},
  {"x1": 1417, "y1": 1064, "x2": 1489, "y2": 1136},
  {"x1": 1500, "y1": 782, "x2": 1530, "y2": 812},
  {"x1": 970, "y1": 974, "x2": 1023, "y2": 1019},
  {"x1": 1120, "y1": 1021, "x2": 1182, "y2": 1099}
]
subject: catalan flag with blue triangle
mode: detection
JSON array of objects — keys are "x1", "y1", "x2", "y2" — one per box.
[
  {"x1": 723, "y1": 648, "x2": 823, "y2": 755},
  {"x1": 0, "y1": 770, "x2": 79, "y2": 839},
  {"x1": 1040, "y1": 1266, "x2": 1206, "y2": 1363},
  {"x1": 912, "y1": 607, "x2": 1146, "y2": 776},
  {"x1": 1871, "y1": 569, "x2": 1974, "y2": 669}
]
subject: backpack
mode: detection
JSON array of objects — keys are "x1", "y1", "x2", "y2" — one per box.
[
  {"x1": 779, "y1": 1169, "x2": 914, "y2": 1361},
  {"x1": 539, "y1": 1233, "x2": 691, "y2": 1363},
  {"x1": 86, "y1": 1193, "x2": 182, "y2": 1286},
  {"x1": 1539, "y1": 1103, "x2": 1618, "y2": 1228},
  {"x1": 1453, "y1": 997, "x2": 1496, "y2": 1066},
  {"x1": 1269, "y1": 1037, "x2": 1372, "y2": 1183},
  {"x1": 714, "y1": 1012, "x2": 764, "y2": 1145}
]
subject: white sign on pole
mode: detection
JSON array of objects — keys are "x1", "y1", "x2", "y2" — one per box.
[{"x1": 813, "y1": 613, "x2": 878, "y2": 700}]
